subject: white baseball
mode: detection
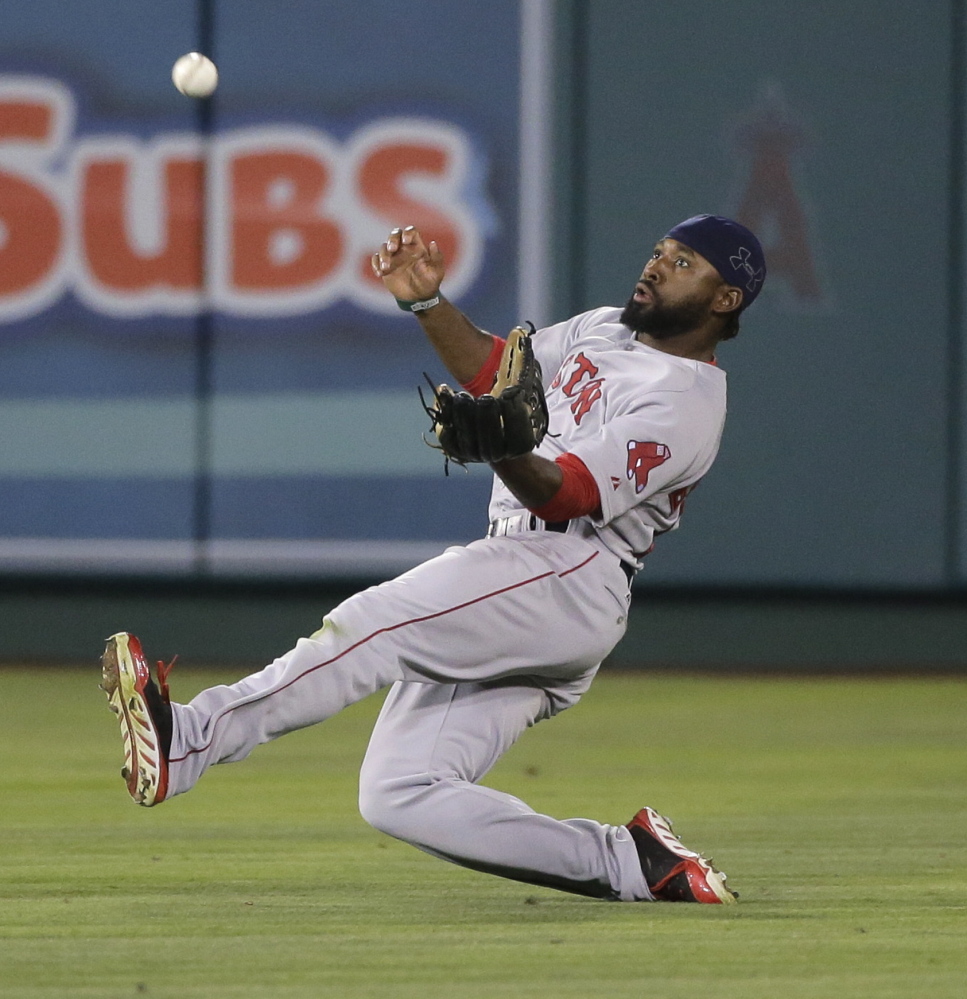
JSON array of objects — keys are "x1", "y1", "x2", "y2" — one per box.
[{"x1": 171, "y1": 53, "x2": 218, "y2": 98}]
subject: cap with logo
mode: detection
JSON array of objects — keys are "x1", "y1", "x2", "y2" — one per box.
[{"x1": 664, "y1": 215, "x2": 766, "y2": 309}]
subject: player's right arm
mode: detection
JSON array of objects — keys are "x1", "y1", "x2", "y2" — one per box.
[{"x1": 372, "y1": 226, "x2": 494, "y2": 385}]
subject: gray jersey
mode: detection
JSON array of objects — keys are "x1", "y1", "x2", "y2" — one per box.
[{"x1": 488, "y1": 307, "x2": 727, "y2": 567}]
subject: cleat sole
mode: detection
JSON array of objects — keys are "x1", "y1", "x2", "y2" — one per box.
[{"x1": 100, "y1": 632, "x2": 168, "y2": 807}]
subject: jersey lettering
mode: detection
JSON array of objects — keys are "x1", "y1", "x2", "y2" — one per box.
[
  {"x1": 559, "y1": 352, "x2": 599, "y2": 396},
  {"x1": 627, "y1": 441, "x2": 671, "y2": 494},
  {"x1": 570, "y1": 378, "x2": 603, "y2": 425},
  {"x1": 555, "y1": 352, "x2": 605, "y2": 424}
]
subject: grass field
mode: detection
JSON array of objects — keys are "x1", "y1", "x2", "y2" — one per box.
[{"x1": 1, "y1": 665, "x2": 965, "y2": 998}]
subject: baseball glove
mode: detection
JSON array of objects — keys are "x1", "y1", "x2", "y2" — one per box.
[{"x1": 420, "y1": 323, "x2": 549, "y2": 469}]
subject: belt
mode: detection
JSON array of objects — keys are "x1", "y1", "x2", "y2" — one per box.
[{"x1": 486, "y1": 515, "x2": 637, "y2": 587}]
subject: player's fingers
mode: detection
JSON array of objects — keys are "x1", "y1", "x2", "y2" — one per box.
[
  {"x1": 384, "y1": 226, "x2": 425, "y2": 258},
  {"x1": 372, "y1": 246, "x2": 393, "y2": 274},
  {"x1": 401, "y1": 226, "x2": 430, "y2": 259},
  {"x1": 374, "y1": 231, "x2": 406, "y2": 272}
]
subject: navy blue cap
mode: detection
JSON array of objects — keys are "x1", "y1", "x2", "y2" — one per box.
[{"x1": 664, "y1": 215, "x2": 766, "y2": 309}]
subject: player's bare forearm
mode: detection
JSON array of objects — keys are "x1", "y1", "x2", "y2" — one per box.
[
  {"x1": 415, "y1": 298, "x2": 495, "y2": 385},
  {"x1": 372, "y1": 225, "x2": 495, "y2": 384},
  {"x1": 490, "y1": 452, "x2": 563, "y2": 510}
]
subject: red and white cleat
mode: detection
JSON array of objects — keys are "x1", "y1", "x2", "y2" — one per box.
[
  {"x1": 99, "y1": 632, "x2": 173, "y2": 807},
  {"x1": 626, "y1": 806, "x2": 737, "y2": 904}
]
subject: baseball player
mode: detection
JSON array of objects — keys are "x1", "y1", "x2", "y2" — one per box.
[{"x1": 101, "y1": 214, "x2": 766, "y2": 905}]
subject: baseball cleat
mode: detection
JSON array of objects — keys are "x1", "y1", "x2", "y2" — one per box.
[
  {"x1": 626, "y1": 806, "x2": 737, "y2": 904},
  {"x1": 99, "y1": 632, "x2": 174, "y2": 807}
]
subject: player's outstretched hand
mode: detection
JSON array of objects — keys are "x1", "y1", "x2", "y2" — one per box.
[{"x1": 371, "y1": 226, "x2": 445, "y2": 304}]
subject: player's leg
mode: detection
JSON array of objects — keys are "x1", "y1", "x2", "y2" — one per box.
[
  {"x1": 357, "y1": 678, "x2": 652, "y2": 902},
  {"x1": 168, "y1": 535, "x2": 623, "y2": 796},
  {"x1": 99, "y1": 628, "x2": 405, "y2": 806},
  {"x1": 165, "y1": 633, "x2": 404, "y2": 798},
  {"x1": 103, "y1": 532, "x2": 627, "y2": 805}
]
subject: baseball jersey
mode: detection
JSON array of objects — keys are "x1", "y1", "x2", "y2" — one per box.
[{"x1": 487, "y1": 307, "x2": 728, "y2": 568}]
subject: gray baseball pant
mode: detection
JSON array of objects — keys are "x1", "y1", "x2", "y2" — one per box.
[{"x1": 165, "y1": 532, "x2": 652, "y2": 901}]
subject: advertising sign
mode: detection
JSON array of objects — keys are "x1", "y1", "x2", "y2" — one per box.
[{"x1": 0, "y1": 1, "x2": 550, "y2": 577}]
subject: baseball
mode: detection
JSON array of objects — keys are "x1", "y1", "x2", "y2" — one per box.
[{"x1": 171, "y1": 52, "x2": 218, "y2": 98}]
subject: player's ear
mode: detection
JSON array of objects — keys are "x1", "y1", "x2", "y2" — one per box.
[{"x1": 713, "y1": 285, "x2": 743, "y2": 315}]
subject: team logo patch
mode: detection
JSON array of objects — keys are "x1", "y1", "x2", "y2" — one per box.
[{"x1": 627, "y1": 441, "x2": 670, "y2": 494}]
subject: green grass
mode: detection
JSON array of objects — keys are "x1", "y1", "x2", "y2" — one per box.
[{"x1": 1, "y1": 666, "x2": 965, "y2": 998}]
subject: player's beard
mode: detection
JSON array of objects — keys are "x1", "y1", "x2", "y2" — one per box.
[{"x1": 619, "y1": 292, "x2": 709, "y2": 340}]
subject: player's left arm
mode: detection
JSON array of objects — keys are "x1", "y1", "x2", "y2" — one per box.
[
  {"x1": 490, "y1": 452, "x2": 563, "y2": 508},
  {"x1": 491, "y1": 452, "x2": 601, "y2": 520}
]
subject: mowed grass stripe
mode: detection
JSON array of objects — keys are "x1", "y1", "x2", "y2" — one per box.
[{"x1": 0, "y1": 667, "x2": 964, "y2": 998}]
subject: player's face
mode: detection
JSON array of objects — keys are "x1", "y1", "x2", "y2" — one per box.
[{"x1": 620, "y1": 239, "x2": 728, "y2": 339}]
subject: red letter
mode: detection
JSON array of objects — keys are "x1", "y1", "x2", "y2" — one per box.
[
  {"x1": 356, "y1": 143, "x2": 461, "y2": 287},
  {"x1": 570, "y1": 378, "x2": 604, "y2": 425},
  {"x1": 0, "y1": 100, "x2": 62, "y2": 299},
  {"x1": 560, "y1": 352, "x2": 599, "y2": 396},
  {"x1": 231, "y1": 151, "x2": 342, "y2": 291},
  {"x1": 81, "y1": 156, "x2": 203, "y2": 292}
]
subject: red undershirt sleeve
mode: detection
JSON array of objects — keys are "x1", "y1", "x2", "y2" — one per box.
[
  {"x1": 462, "y1": 341, "x2": 601, "y2": 521},
  {"x1": 530, "y1": 452, "x2": 602, "y2": 521},
  {"x1": 460, "y1": 335, "x2": 506, "y2": 396}
]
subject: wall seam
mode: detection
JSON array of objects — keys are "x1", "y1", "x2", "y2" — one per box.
[
  {"x1": 569, "y1": 0, "x2": 589, "y2": 316},
  {"x1": 193, "y1": 0, "x2": 216, "y2": 575},
  {"x1": 947, "y1": 0, "x2": 964, "y2": 585}
]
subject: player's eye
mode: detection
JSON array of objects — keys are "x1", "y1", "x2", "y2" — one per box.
[{"x1": 675, "y1": 258, "x2": 690, "y2": 267}]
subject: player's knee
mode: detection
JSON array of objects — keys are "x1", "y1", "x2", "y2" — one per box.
[{"x1": 358, "y1": 774, "x2": 417, "y2": 839}]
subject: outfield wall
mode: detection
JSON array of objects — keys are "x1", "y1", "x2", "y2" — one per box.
[
  {"x1": 3, "y1": 2, "x2": 967, "y2": 666},
  {"x1": 552, "y1": 0, "x2": 967, "y2": 591},
  {"x1": 3, "y1": 578, "x2": 967, "y2": 672}
]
